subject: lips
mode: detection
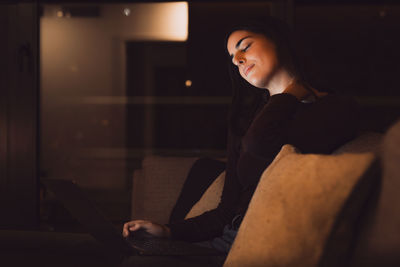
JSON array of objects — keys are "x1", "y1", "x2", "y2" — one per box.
[{"x1": 244, "y1": 64, "x2": 254, "y2": 77}]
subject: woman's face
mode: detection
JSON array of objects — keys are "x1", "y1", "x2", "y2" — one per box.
[{"x1": 227, "y1": 30, "x2": 279, "y2": 89}]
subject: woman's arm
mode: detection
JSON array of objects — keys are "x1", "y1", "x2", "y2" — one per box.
[{"x1": 165, "y1": 130, "x2": 242, "y2": 242}]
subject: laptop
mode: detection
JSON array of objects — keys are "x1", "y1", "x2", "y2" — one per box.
[{"x1": 41, "y1": 179, "x2": 223, "y2": 257}]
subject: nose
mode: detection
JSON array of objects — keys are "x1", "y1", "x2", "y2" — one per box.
[{"x1": 232, "y1": 52, "x2": 245, "y2": 66}]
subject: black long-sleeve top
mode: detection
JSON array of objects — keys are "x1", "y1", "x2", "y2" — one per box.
[{"x1": 167, "y1": 92, "x2": 360, "y2": 242}]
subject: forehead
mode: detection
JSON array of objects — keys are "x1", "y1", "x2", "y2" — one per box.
[{"x1": 226, "y1": 30, "x2": 253, "y2": 53}]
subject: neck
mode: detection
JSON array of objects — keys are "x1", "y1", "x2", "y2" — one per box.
[{"x1": 264, "y1": 68, "x2": 294, "y2": 96}]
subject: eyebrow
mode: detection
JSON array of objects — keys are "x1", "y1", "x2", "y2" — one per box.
[{"x1": 230, "y1": 35, "x2": 252, "y2": 59}]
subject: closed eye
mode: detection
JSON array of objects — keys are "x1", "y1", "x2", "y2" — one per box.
[{"x1": 242, "y1": 43, "x2": 251, "y2": 52}]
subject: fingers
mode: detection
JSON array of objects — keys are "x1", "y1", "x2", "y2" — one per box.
[
  {"x1": 122, "y1": 222, "x2": 130, "y2": 237},
  {"x1": 122, "y1": 220, "x2": 171, "y2": 238},
  {"x1": 128, "y1": 223, "x2": 142, "y2": 232},
  {"x1": 123, "y1": 220, "x2": 142, "y2": 237},
  {"x1": 122, "y1": 220, "x2": 153, "y2": 237}
]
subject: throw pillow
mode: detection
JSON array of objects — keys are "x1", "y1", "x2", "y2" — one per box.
[{"x1": 224, "y1": 144, "x2": 376, "y2": 267}]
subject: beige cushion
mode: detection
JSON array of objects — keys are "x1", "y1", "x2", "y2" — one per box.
[
  {"x1": 185, "y1": 171, "x2": 226, "y2": 219},
  {"x1": 332, "y1": 132, "x2": 382, "y2": 155},
  {"x1": 224, "y1": 144, "x2": 376, "y2": 267}
]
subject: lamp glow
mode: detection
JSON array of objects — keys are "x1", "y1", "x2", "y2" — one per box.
[
  {"x1": 185, "y1": 80, "x2": 192, "y2": 87},
  {"x1": 123, "y1": 8, "x2": 131, "y2": 16}
]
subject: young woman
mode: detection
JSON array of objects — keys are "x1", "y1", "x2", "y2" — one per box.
[{"x1": 122, "y1": 18, "x2": 359, "y2": 257}]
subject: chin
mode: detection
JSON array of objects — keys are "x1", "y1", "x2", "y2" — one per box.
[{"x1": 248, "y1": 78, "x2": 268, "y2": 89}]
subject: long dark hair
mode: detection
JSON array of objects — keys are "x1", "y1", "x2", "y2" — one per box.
[{"x1": 226, "y1": 17, "x2": 319, "y2": 136}]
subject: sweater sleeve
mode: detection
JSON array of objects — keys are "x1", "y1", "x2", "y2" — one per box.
[{"x1": 165, "y1": 130, "x2": 242, "y2": 242}]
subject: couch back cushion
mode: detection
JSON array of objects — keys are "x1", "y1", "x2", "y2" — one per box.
[
  {"x1": 224, "y1": 144, "x2": 377, "y2": 267},
  {"x1": 131, "y1": 156, "x2": 198, "y2": 224},
  {"x1": 332, "y1": 132, "x2": 382, "y2": 155},
  {"x1": 350, "y1": 120, "x2": 400, "y2": 266}
]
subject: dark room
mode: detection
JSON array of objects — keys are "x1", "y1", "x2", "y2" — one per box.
[{"x1": 1, "y1": 0, "x2": 400, "y2": 266}]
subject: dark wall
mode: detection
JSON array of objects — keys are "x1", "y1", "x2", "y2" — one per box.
[
  {"x1": 295, "y1": 4, "x2": 400, "y2": 131},
  {"x1": 0, "y1": 3, "x2": 39, "y2": 229}
]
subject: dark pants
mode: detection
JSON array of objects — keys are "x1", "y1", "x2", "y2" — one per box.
[{"x1": 195, "y1": 214, "x2": 242, "y2": 254}]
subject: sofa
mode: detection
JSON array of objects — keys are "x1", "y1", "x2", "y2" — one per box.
[{"x1": 130, "y1": 119, "x2": 400, "y2": 267}]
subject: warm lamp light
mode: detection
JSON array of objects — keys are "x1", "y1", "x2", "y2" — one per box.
[
  {"x1": 163, "y1": 2, "x2": 188, "y2": 41},
  {"x1": 150, "y1": 2, "x2": 188, "y2": 41},
  {"x1": 185, "y1": 80, "x2": 192, "y2": 87}
]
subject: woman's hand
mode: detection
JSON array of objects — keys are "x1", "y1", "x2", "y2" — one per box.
[{"x1": 122, "y1": 220, "x2": 171, "y2": 239}]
